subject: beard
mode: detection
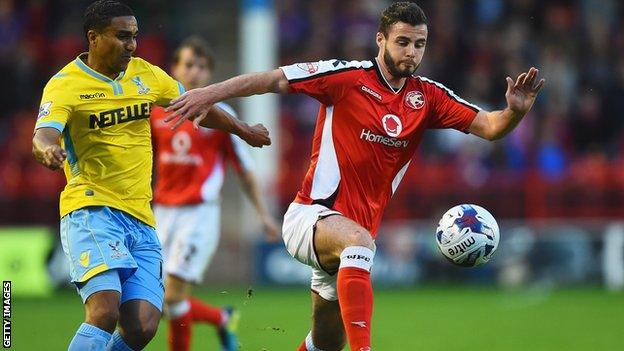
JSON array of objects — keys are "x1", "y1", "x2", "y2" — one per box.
[{"x1": 383, "y1": 46, "x2": 419, "y2": 78}]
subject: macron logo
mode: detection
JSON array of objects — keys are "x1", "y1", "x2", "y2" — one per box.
[
  {"x1": 360, "y1": 129, "x2": 409, "y2": 148},
  {"x1": 80, "y1": 92, "x2": 106, "y2": 100}
]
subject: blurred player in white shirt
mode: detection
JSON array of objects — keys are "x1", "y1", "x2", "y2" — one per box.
[{"x1": 151, "y1": 36, "x2": 279, "y2": 351}]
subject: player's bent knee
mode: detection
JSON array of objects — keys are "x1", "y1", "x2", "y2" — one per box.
[
  {"x1": 129, "y1": 312, "x2": 160, "y2": 337},
  {"x1": 163, "y1": 283, "x2": 187, "y2": 304},
  {"x1": 164, "y1": 290, "x2": 185, "y2": 305},
  {"x1": 121, "y1": 316, "x2": 159, "y2": 348},
  {"x1": 85, "y1": 303, "x2": 119, "y2": 332},
  {"x1": 84, "y1": 292, "x2": 120, "y2": 331},
  {"x1": 344, "y1": 229, "x2": 374, "y2": 250},
  {"x1": 164, "y1": 275, "x2": 189, "y2": 305},
  {"x1": 137, "y1": 321, "x2": 159, "y2": 344},
  {"x1": 118, "y1": 300, "x2": 162, "y2": 348}
]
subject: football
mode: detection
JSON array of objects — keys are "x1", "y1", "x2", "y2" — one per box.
[{"x1": 435, "y1": 204, "x2": 500, "y2": 267}]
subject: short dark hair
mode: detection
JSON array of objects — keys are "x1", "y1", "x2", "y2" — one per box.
[
  {"x1": 172, "y1": 36, "x2": 215, "y2": 70},
  {"x1": 378, "y1": 1, "x2": 428, "y2": 37},
  {"x1": 83, "y1": 0, "x2": 134, "y2": 36}
]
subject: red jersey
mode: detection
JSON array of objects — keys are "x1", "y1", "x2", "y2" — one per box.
[
  {"x1": 281, "y1": 59, "x2": 480, "y2": 237},
  {"x1": 151, "y1": 102, "x2": 254, "y2": 205}
]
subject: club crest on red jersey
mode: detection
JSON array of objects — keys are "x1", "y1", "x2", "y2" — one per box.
[
  {"x1": 382, "y1": 114, "x2": 402, "y2": 137},
  {"x1": 405, "y1": 90, "x2": 425, "y2": 109},
  {"x1": 296, "y1": 62, "x2": 319, "y2": 74}
]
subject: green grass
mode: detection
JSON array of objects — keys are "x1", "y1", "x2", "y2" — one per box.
[{"x1": 11, "y1": 286, "x2": 624, "y2": 350}]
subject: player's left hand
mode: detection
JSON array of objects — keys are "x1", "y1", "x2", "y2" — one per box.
[
  {"x1": 165, "y1": 86, "x2": 215, "y2": 129},
  {"x1": 262, "y1": 215, "x2": 281, "y2": 242},
  {"x1": 505, "y1": 67, "x2": 545, "y2": 116}
]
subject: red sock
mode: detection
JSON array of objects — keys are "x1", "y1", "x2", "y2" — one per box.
[
  {"x1": 189, "y1": 297, "x2": 224, "y2": 326},
  {"x1": 169, "y1": 312, "x2": 192, "y2": 351},
  {"x1": 297, "y1": 339, "x2": 307, "y2": 351},
  {"x1": 337, "y1": 267, "x2": 373, "y2": 351}
]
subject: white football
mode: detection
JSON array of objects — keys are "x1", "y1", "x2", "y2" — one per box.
[{"x1": 435, "y1": 204, "x2": 500, "y2": 267}]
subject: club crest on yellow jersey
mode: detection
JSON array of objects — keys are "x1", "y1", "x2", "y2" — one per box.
[
  {"x1": 131, "y1": 76, "x2": 150, "y2": 94},
  {"x1": 38, "y1": 101, "x2": 52, "y2": 120}
]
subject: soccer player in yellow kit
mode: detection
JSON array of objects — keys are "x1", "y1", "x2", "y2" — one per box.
[{"x1": 31, "y1": 1, "x2": 269, "y2": 350}]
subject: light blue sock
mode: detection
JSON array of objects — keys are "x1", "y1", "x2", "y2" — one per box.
[
  {"x1": 106, "y1": 330, "x2": 135, "y2": 351},
  {"x1": 68, "y1": 323, "x2": 112, "y2": 351}
]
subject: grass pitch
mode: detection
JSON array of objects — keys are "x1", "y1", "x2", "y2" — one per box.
[{"x1": 11, "y1": 286, "x2": 624, "y2": 350}]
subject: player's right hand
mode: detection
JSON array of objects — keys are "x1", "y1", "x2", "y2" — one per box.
[
  {"x1": 165, "y1": 86, "x2": 215, "y2": 130},
  {"x1": 42, "y1": 145, "x2": 67, "y2": 170},
  {"x1": 241, "y1": 123, "x2": 271, "y2": 148}
]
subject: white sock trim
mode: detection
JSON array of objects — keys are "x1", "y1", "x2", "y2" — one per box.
[
  {"x1": 220, "y1": 309, "x2": 229, "y2": 327},
  {"x1": 339, "y1": 246, "x2": 374, "y2": 271},
  {"x1": 167, "y1": 299, "x2": 190, "y2": 319},
  {"x1": 305, "y1": 331, "x2": 326, "y2": 351}
]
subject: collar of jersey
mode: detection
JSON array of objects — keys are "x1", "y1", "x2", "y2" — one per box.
[
  {"x1": 74, "y1": 53, "x2": 126, "y2": 83},
  {"x1": 372, "y1": 58, "x2": 406, "y2": 94}
]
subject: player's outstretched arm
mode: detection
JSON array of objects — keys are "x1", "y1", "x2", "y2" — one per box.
[
  {"x1": 165, "y1": 69, "x2": 289, "y2": 130},
  {"x1": 199, "y1": 105, "x2": 271, "y2": 147},
  {"x1": 32, "y1": 128, "x2": 67, "y2": 170},
  {"x1": 237, "y1": 170, "x2": 280, "y2": 242},
  {"x1": 469, "y1": 67, "x2": 545, "y2": 141}
]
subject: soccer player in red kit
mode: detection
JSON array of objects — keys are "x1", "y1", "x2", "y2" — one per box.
[
  {"x1": 151, "y1": 37, "x2": 280, "y2": 351},
  {"x1": 166, "y1": 2, "x2": 545, "y2": 350}
]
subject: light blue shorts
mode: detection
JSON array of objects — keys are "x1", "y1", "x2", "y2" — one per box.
[{"x1": 60, "y1": 206, "x2": 164, "y2": 311}]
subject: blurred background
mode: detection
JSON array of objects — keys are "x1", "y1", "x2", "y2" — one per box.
[{"x1": 1, "y1": 0, "x2": 624, "y2": 350}]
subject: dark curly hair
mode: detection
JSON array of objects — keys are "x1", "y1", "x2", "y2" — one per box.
[
  {"x1": 83, "y1": 0, "x2": 134, "y2": 36},
  {"x1": 378, "y1": 2, "x2": 428, "y2": 37}
]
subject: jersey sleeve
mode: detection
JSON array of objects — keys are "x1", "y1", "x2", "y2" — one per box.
[
  {"x1": 280, "y1": 59, "x2": 371, "y2": 105},
  {"x1": 150, "y1": 63, "x2": 185, "y2": 106},
  {"x1": 35, "y1": 76, "x2": 73, "y2": 133},
  {"x1": 422, "y1": 78, "x2": 481, "y2": 132}
]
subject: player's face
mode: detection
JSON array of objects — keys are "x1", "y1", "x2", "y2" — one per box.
[
  {"x1": 377, "y1": 22, "x2": 427, "y2": 78},
  {"x1": 171, "y1": 48, "x2": 211, "y2": 90},
  {"x1": 91, "y1": 16, "x2": 138, "y2": 73}
]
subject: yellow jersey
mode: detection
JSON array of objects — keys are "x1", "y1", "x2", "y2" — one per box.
[{"x1": 35, "y1": 54, "x2": 184, "y2": 227}]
